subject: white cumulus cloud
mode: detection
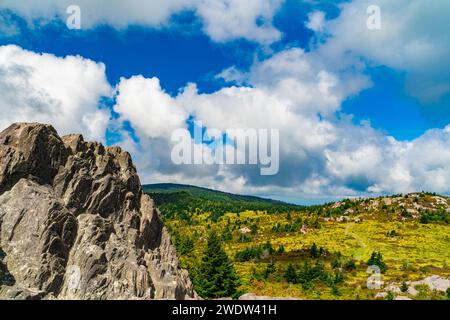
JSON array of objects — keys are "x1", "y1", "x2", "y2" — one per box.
[
  {"x1": 0, "y1": 0, "x2": 283, "y2": 44},
  {"x1": 318, "y1": 0, "x2": 450, "y2": 102},
  {"x1": 0, "y1": 45, "x2": 112, "y2": 141}
]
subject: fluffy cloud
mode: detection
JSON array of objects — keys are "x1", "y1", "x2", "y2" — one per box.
[
  {"x1": 305, "y1": 11, "x2": 326, "y2": 33},
  {"x1": 0, "y1": 0, "x2": 282, "y2": 43},
  {"x1": 0, "y1": 0, "x2": 190, "y2": 27},
  {"x1": 319, "y1": 0, "x2": 450, "y2": 102},
  {"x1": 114, "y1": 76, "x2": 187, "y2": 138},
  {"x1": 2, "y1": 0, "x2": 450, "y2": 202},
  {"x1": 195, "y1": 0, "x2": 282, "y2": 43},
  {"x1": 111, "y1": 41, "x2": 450, "y2": 201},
  {"x1": 0, "y1": 45, "x2": 112, "y2": 141},
  {"x1": 1, "y1": 42, "x2": 450, "y2": 202}
]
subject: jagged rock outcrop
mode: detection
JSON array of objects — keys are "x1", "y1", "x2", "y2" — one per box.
[{"x1": 0, "y1": 123, "x2": 195, "y2": 300}]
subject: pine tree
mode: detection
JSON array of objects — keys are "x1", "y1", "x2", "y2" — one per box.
[
  {"x1": 194, "y1": 231, "x2": 240, "y2": 299},
  {"x1": 400, "y1": 281, "x2": 409, "y2": 293},
  {"x1": 386, "y1": 291, "x2": 395, "y2": 300},
  {"x1": 367, "y1": 251, "x2": 387, "y2": 273},
  {"x1": 310, "y1": 242, "x2": 319, "y2": 258},
  {"x1": 263, "y1": 261, "x2": 276, "y2": 279},
  {"x1": 284, "y1": 263, "x2": 297, "y2": 283}
]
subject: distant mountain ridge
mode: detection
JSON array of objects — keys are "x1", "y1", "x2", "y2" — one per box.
[
  {"x1": 143, "y1": 183, "x2": 295, "y2": 204},
  {"x1": 143, "y1": 183, "x2": 303, "y2": 219}
]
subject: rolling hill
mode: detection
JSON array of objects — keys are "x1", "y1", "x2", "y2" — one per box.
[
  {"x1": 143, "y1": 183, "x2": 304, "y2": 220},
  {"x1": 142, "y1": 184, "x2": 450, "y2": 300}
]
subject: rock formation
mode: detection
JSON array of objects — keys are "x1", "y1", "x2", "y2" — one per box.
[{"x1": 0, "y1": 123, "x2": 195, "y2": 300}]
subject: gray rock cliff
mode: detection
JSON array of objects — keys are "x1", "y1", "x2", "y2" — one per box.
[{"x1": 0, "y1": 123, "x2": 195, "y2": 300}]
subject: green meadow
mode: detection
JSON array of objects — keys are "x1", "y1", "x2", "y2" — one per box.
[{"x1": 145, "y1": 185, "x2": 450, "y2": 300}]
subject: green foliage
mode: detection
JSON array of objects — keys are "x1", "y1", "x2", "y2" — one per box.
[
  {"x1": 331, "y1": 258, "x2": 342, "y2": 269},
  {"x1": 271, "y1": 221, "x2": 301, "y2": 233},
  {"x1": 235, "y1": 247, "x2": 263, "y2": 262},
  {"x1": 297, "y1": 261, "x2": 326, "y2": 289},
  {"x1": 420, "y1": 210, "x2": 449, "y2": 224},
  {"x1": 386, "y1": 230, "x2": 398, "y2": 238},
  {"x1": 386, "y1": 291, "x2": 395, "y2": 300},
  {"x1": 143, "y1": 183, "x2": 303, "y2": 219},
  {"x1": 367, "y1": 251, "x2": 387, "y2": 273},
  {"x1": 283, "y1": 260, "x2": 339, "y2": 291},
  {"x1": 310, "y1": 243, "x2": 327, "y2": 258},
  {"x1": 284, "y1": 264, "x2": 297, "y2": 284},
  {"x1": 333, "y1": 271, "x2": 344, "y2": 284},
  {"x1": 264, "y1": 261, "x2": 277, "y2": 279},
  {"x1": 310, "y1": 243, "x2": 319, "y2": 258},
  {"x1": 400, "y1": 281, "x2": 409, "y2": 293},
  {"x1": 193, "y1": 232, "x2": 240, "y2": 299},
  {"x1": 344, "y1": 259, "x2": 357, "y2": 271},
  {"x1": 157, "y1": 184, "x2": 449, "y2": 300},
  {"x1": 173, "y1": 234, "x2": 195, "y2": 256},
  {"x1": 235, "y1": 242, "x2": 275, "y2": 262},
  {"x1": 446, "y1": 287, "x2": 450, "y2": 300},
  {"x1": 221, "y1": 226, "x2": 233, "y2": 241},
  {"x1": 239, "y1": 233, "x2": 253, "y2": 243},
  {"x1": 331, "y1": 286, "x2": 341, "y2": 296}
]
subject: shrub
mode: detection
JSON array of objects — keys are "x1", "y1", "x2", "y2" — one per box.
[
  {"x1": 367, "y1": 251, "x2": 387, "y2": 273},
  {"x1": 386, "y1": 291, "x2": 395, "y2": 300},
  {"x1": 263, "y1": 261, "x2": 276, "y2": 279},
  {"x1": 344, "y1": 259, "x2": 357, "y2": 271},
  {"x1": 332, "y1": 259, "x2": 342, "y2": 269},
  {"x1": 284, "y1": 264, "x2": 297, "y2": 284},
  {"x1": 400, "y1": 281, "x2": 409, "y2": 293}
]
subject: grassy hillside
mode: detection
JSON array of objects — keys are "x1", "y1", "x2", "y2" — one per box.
[
  {"x1": 143, "y1": 183, "x2": 303, "y2": 221},
  {"x1": 144, "y1": 186, "x2": 450, "y2": 300}
]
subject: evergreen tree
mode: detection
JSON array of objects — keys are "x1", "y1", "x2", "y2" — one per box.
[
  {"x1": 334, "y1": 271, "x2": 344, "y2": 284},
  {"x1": 386, "y1": 291, "x2": 395, "y2": 300},
  {"x1": 194, "y1": 231, "x2": 240, "y2": 299},
  {"x1": 174, "y1": 234, "x2": 194, "y2": 255},
  {"x1": 367, "y1": 251, "x2": 387, "y2": 273},
  {"x1": 331, "y1": 258, "x2": 342, "y2": 269},
  {"x1": 263, "y1": 261, "x2": 276, "y2": 279},
  {"x1": 344, "y1": 259, "x2": 357, "y2": 271},
  {"x1": 331, "y1": 285, "x2": 340, "y2": 296},
  {"x1": 400, "y1": 281, "x2": 409, "y2": 293},
  {"x1": 284, "y1": 263, "x2": 297, "y2": 283},
  {"x1": 310, "y1": 242, "x2": 319, "y2": 258}
]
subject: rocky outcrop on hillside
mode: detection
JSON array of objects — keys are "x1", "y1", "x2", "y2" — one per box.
[
  {"x1": 378, "y1": 275, "x2": 450, "y2": 299},
  {"x1": 0, "y1": 123, "x2": 195, "y2": 300}
]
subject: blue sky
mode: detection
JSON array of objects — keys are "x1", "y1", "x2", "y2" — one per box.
[
  {"x1": 1, "y1": 1, "x2": 443, "y2": 141},
  {"x1": 0, "y1": 0, "x2": 449, "y2": 203}
]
